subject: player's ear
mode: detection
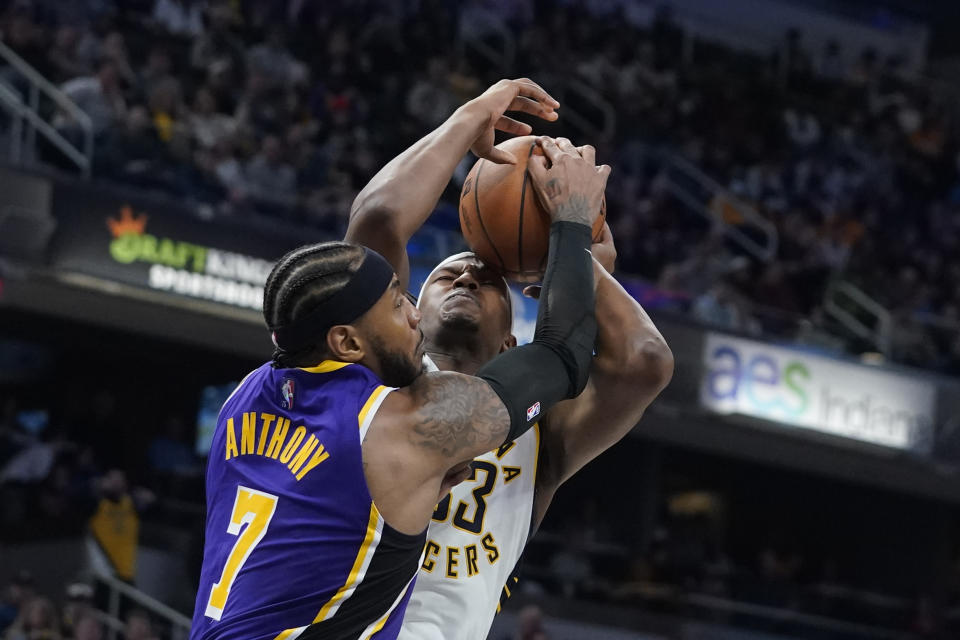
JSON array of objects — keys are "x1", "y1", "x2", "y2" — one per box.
[
  {"x1": 325, "y1": 325, "x2": 365, "y2": 362},
  {"x1": 500, "y1": 334, "x2": 517, "y2": 353}
]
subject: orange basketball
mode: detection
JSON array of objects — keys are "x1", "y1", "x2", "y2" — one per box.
[{"x1": 458, "y1": 136, "x2": 606, "y2": 283}]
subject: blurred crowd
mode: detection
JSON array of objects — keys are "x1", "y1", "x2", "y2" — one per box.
[
  {"x1": 0, "y1": 570, "x2": 164, "y2": 640},
  {"x1": 524, "y1": 494, "x2": 960, "y2": 640},
  {"x1": 0, "y1": 385, "x2": 200, "y2": 640},
  {"x1": 0, "y1": 0, "x2": 959, "y2": 370}
]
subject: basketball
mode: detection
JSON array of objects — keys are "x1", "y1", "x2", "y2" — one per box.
[{"x1": 459, "y1": 136, "x2": 606, "y2": 283}]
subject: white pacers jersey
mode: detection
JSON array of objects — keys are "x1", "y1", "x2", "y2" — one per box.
[{"x1": 399, "y1": 356, "x2": 540, "y2": 640}]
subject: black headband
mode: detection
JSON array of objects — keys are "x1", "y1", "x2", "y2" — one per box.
[{"x1": 271, "y1": 247, "x2": 395, "y2": 352}]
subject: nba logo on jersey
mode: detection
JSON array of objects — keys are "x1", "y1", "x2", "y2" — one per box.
[
  {"x1": 280, "y1": 378, "x2": 295, "y2": 409},
  {"x1": 526, "y1": 401, "x2": 540, "y2": 421}
]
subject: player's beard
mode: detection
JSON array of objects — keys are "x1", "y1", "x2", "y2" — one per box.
[{"x1": 369, "y1": 334, "x2": 423, "y2": 387}]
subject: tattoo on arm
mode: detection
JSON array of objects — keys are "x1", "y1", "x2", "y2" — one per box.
[
  {"x1": 549, "y1": 193, "x2": 592, "y2": 226},
  {"x1": 543, "y1": 179, "x2": 561, "y2": 200},
  {"x1": 407, "y1": 373, "x2": 509, "y2": 460}
]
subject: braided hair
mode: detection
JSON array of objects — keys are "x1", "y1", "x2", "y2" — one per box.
[{"x1": 263, "y1": 241, "x2": 366, "y2": 368}]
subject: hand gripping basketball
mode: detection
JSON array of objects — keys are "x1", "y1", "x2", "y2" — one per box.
[
  {"x1": 527, "y1": 136, "x2": 611, "y2": 229},
  {"x1": 458, "y1": 135, "x2": 608, "y2": 282}
]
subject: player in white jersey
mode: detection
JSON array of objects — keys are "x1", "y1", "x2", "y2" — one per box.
[{"x1": 346, "y1": 78, "x2": 674, "y2": 639}]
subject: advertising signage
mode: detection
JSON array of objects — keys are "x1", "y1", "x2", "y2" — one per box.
[
  {"x1": 49, "y1": 183, "x2": 317, "y2": 311},
  {"x1": 700, "y1": 333, "x2": 935, "y2": 452}
]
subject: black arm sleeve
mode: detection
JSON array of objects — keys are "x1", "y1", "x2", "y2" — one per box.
[{"x1": 476, "y1": 221, "x2": 597, "y2": 444}]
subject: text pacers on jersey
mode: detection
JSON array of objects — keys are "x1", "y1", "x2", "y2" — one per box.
[
  {"x1": 421, "y1": 532, "x2": 500, "y2": 579},
  {"x1": 223, "y1": 411, "x2": 331, "y2": 481}
]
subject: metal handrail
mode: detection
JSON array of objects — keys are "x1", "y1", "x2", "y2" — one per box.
[
  {"x1": 824, "y1": 280, "x2": 893, "y2": 356},
  {"x1": 684, "y1": 592, "x2": 904, "y2": 639},
  {"x1": 0, "y1": 37, "x2": 93, "y2": 176},
  {"x1": 0, "y1": 82, "x2": 91, "y2": 172},
  {"x1": 661, "y1": 153, "x2": 779, "y2": 262},
  {"x1": 92, "y1": 573, "x2": 191, "y2": 640},
  {"x1": 557, "y1": 77, "x2": 617, "y2": 143},
  {"x1": 456, "y1": 13, "x2": 516, "y2": 73}
]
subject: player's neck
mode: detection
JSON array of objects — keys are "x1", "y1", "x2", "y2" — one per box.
[
  {"x1": 425, "y1": 339, "x2": 498, "y2": 376},
  {"x1": 425, "y1": 326, "x2": 503, "y2": 374},
  {"x1": 426, "y1": 350, "x2": 485, "y2": 375}
]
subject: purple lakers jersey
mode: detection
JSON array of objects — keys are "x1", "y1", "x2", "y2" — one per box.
[{"x1": 190, "y1": 361, "x2": 425, "y2": 640}]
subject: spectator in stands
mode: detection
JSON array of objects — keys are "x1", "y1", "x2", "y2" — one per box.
[
  {"x1": 405, "y1": 57, "x2": 457, "y2": 128},
  {"x1": 0, "y1": 572, "x2": 35, "y2": 635},
  {"x1": 818, "y1": 40, "x2": 845, "y2": 82},
  {"x1": 137, "y1": 46, "x2": 176, "y2": 106},
  {"x1": 190, "y1": 3, "x2": 244, "y2": 80},
  {"x1": 246, "y1": 26, "x2": 306, "y2": 89},
  {"x1": 189, "y1": 86, "x2": 236, "y2": 149},
  {"x1": 86, "y1": 470, "x2": 154, "y2": 586},
  {"x1": 97, "y1": 105, "x2": 167, "y2": 182},
  {"x1": 511, "y1": 605, "x2": 548, "y2": 640},
  {"x1": 4, "y1": 596, "x2": 61, "y2": 640},
  {"x1": 549, "y1": 527, "x2": 593, "y2": 599},
  {"x1": 59, "y1": 584, "x2": 93, "y2": 640},
  {"x1": 3, "y1": 10, "x2": 48, "y2": 79},
  {"x1": 151, "y1": 0, "x2": 205, "y2": 38},
  {"x1": 206, "y1": 139, "x2": 245, "y2": 197},
  {"x1": 0, "y1": 411, "x2": 57, "y2": 486},
  {"x1": 99, "y1": 33, "x2": 137, "y2": 89},
  {"x1": 693, "y1": 282, "x2": 747, "y2": 332},
  {"x1": 66, "y1": 614, "x2": 102, "y2": 640},
  {"x1": 56, "y1": 60, "x2": 125, "y2": 136},
  {"x1": 244, "y1": 135, "x2": 297, "y2": 207},
  {"x1": 146, "y1": 76, "x2": 185, "y2": 144},
  {"x1": 121, "y1": 609, "x2": 156, "y2": 640},
  {"x1": 47, "y1": 27, "x2": 89, "y2": 85}
]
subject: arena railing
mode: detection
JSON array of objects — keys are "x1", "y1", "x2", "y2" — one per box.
[
  {"x1": 554, "y1": 76, "x2": 617, "y2": 143},
  {"x1": 659, "y1": 152, "x2": 780, "y2": 262},
  {"x1": 0, "y1": 38, "x2": 93, "y2": 177},
  {"x1": 93, "y1": 573, "x2": 192, "y2": 640},
  {"x1": 823, "y1": 279, "x2": 893, "y2": 357},
  {"x1": 456, "y1": 11, "x2": 516, "y2": 73},
  {"x1": 504, "y1": 574, "x2": 908, "y2": 640}
]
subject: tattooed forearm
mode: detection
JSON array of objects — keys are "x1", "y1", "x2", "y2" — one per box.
[
  {"x1": 547, "y1": 193, "x2": 592, "y2": 227},
  {"x1": 407, "y1": 372, "x2": 510, "y2": 459}
]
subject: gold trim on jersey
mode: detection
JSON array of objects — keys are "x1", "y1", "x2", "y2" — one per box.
[
  {"x1": 271, "y1": 501, "x2": 381, "y2": 639},
  {"x1": 273, "y1": 626, "x2": 304, "y2": 640},
  {"x1": 360, "y1": 599, "x2": 393, "y2": 639},
  {"x1": 300, "y1": 360, "x2": 353, "y2": 374},
  {"x1": 359, "y1": 571, "x2": 419, "y2": 640},
  {"x1": 358, "y1": 385, "x2": 390, "y2": 429},
  {"x1": 313, "y1": 502, "x2": 381, "y2": 622}
]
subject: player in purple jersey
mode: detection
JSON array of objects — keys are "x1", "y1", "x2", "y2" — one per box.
[{"x1": 190, "y1": 78, "x2": 610, "y2": 640}]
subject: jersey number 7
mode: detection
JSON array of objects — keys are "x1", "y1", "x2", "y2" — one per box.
[{"x1": 205, "y1": 486, "x2": 279, "y2": 620}]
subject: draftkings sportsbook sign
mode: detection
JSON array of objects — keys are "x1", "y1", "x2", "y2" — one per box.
[
  {"x1": 49, "y1": 183, "x2": 312, "y2": 311},
  {"x1": 699, "y1": 333, "x2": 936, "y2": 453}
]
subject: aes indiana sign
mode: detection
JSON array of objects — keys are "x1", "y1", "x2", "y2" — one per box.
[{"x1": 700, "y1": 333, "x2": 935, "y2": 452}]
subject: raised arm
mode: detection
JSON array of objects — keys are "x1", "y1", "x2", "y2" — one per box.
[
  {"x1": 345, "y1": 78, "x2": 559, "y2": 288},
  {"x1": 364, "y1": 138, "x2": 610, "y2": 534},
  {"x1": 534, "y1": 210, "x2": 674, "y2": 527}
]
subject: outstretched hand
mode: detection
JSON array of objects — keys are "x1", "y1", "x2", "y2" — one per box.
[{"x1": 465, "y1": 78, "x2": 560, "y2": 165}]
